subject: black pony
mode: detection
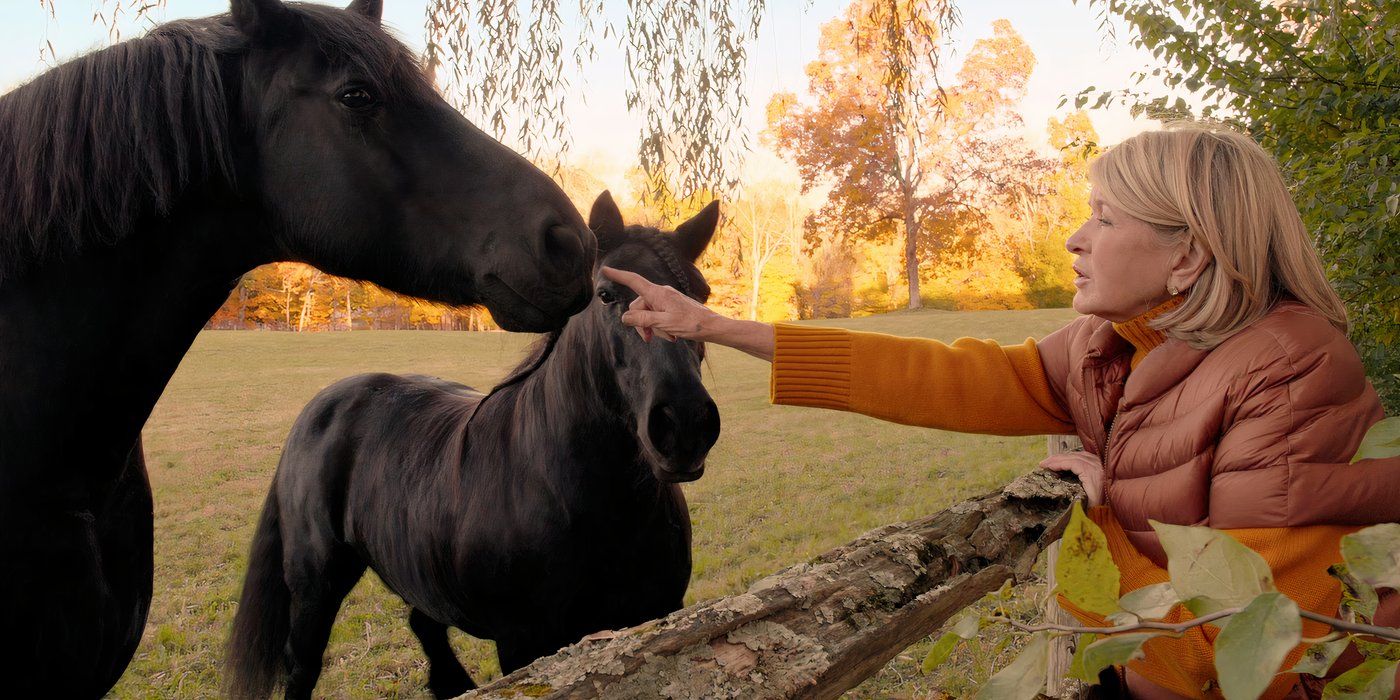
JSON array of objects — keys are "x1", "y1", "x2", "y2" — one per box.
[
  {"x1": 0, "y1": 0, "x2": 595, "y2": 695},
  {"x1": 226, "y1": 192, "x2": 721, "y2": 699}
]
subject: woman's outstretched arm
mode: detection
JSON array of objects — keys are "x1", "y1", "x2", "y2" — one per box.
[{"x1": 602, "y1": 266, "x2": 1075, "y2": 437}]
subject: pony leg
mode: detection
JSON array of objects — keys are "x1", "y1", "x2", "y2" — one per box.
[
  {"x1": 408, "y1": 608, "x2": 475, "y2": 699},
  {"x1": 281, "y1": 552, "x2": 363, "y2": 700}
]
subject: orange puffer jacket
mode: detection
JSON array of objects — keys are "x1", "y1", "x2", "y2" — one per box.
[
  {"x1": 1036, "y1": 301, "x2": 1400, "y2": 557},
  {"x1": 768, "y1": 299, "x2": 1399, "y2": 698}
]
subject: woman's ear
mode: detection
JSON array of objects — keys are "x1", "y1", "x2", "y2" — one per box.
[{"x1": 1168, "y1": 235, "x2": 1212, "y2": 294}]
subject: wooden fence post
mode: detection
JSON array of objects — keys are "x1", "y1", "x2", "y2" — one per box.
[{"x1": 1043, "y1": 435, "x2": 1088, "y2": 700}]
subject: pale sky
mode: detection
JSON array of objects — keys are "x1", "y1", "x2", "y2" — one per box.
[{"x1": 1, "y1": 0, "x2": 1163, "y2": 191}]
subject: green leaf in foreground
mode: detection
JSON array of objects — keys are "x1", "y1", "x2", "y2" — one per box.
[
  {"x1": 1151, "y1": 521, "x2": 1274, "y2": 612},
  {"x1": 1351, "y1": 639, "x2": 1400, "y2": 663},
  {"x1": 1067, "y1": 633, "x2": 1097, "y2": 683},
  {"x1": 1215, "y1": 592, "x2": 1302, "y2": 700},
  {"x1": 1351, "y1": 417, "x2": 1400, "y2": 463},
  {"x1": 922, "y1": 632, "x2": 961, "y2": 675},
  {"x1": 1323, "y1": 657, "x2": 1399, "y2": 699},
  {"x1": 1341, "y1": 523, "x2": 1400, "y2": 591},
  {"x1": 1109, "y1": 582, "x2": 1180, "y2": 625},
  {"x1": 1331, "y1": 563, "x2": 1380, "y2": 621},
  {"x1": 1056, "y1": 502, "x2": 1121, "y2": 616},
  {"x1": 922, "y1": 611, "x2": 983, "y2": 675},
  {"x1": 950, "y1": 610, "x2": 981, "y2": 639},
  {"x1": 975, "y1": 633, "x2": 1049, "y2": 700},
  {"x1": 1069, "y1": 633, "x2": 1154, "y2": 684},
  {"x1": 1291, "y1": 637, "x2": 1352, "y2": 677}
]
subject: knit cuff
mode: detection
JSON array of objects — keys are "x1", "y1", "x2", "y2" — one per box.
[{"x1": 769, "y1": 323, "x2": 853, "y2": 410}]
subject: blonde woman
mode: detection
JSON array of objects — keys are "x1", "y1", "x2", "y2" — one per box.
[{"x1": 601, "y1": 124, "x2": 1400, "y2": 699}]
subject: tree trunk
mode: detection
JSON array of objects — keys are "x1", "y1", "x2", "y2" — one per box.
[
  {"x1": 749, "y1": 265, "x2": 762, "y2": 321},
  {"x1": 461, "y1": 470, "x2": 1082, "y2": 700},
  {"x1": 236, "y1": 280, "x2": 248, "y2": 329},
  {"x1": 903, "y1": 196, "x2": 922, "y2": 311}
]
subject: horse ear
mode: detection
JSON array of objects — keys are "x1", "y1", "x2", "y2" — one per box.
[
  {"x1": 231, "y1": 0, "x2": 292, "y2": 40},
  {"x1": 346, "y1": 0, "x2": 384, "y2": 23},
  {"x1": 673, "y1": 200, "x2": 719, "y2": 262},
  {"x1": 589, "y1": 191, "x2": 625, "y2": 252}
]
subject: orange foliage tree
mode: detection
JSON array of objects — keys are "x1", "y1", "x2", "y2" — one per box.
[{"x1": 767, "y1": 6, "x2": 1045, "y2": 310}]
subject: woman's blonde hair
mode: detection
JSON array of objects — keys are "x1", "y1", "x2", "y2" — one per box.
[{"x1": 1088, "y1": 122, "x2": 1347, "y2": 348}]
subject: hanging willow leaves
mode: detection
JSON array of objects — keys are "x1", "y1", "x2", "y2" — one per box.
[
  {"x1": 36, "y1": 0, "x2": 168, "y2": 62},
  {"x1": 424, "y1": 0, "x2": 767, "y2": 215}
]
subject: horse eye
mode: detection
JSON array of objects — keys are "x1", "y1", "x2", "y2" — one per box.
[
  {"x1": 597, "y1": 288, "x2": 617, "y2": 305},
  {"x1": 338, "y1": 87, "x2": 376, "y2": 110}
]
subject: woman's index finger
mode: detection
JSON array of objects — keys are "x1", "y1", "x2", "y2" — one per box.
[{"x1": 601, "y1": 266, "x2": 657, "y2": 296}]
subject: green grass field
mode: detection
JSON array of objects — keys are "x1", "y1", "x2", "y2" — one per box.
[{"x1": 110, "y1": 306, "x2": 1080, "y2": 699}]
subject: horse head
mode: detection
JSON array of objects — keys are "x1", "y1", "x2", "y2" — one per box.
[
  {"x1": 583, "y1": 191, "x2": 720, "y2": 483},
  {"x1": 229, "y1": 0, "x2": 594, "y2": 331}
]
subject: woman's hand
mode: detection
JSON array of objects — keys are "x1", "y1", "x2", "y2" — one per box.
[
  {"x1": 600, "y1": 266, "x2": 776, "y2": 361},
  {"x1": 600, "y1": 266, "x2": 717, "y2": 342},
  {"x1": 1040, "y1": 450, "x2": 1105, "y2": 507}
]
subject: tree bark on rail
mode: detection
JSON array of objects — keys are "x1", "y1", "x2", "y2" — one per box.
[{"x1": 461, "y1": 470, "x2": 1084, "y2": 700}]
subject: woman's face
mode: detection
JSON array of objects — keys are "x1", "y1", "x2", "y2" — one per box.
[{"x1": 1066, "y1": 188, "x2": 1178, "y2": 322}]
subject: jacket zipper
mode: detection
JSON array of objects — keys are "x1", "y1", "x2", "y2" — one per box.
[{"x1": 1100, "y1": 407, "x2": 1122, "y2": 508}]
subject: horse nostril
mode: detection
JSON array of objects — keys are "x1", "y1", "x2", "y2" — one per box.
[
  {"x1": 699, "y1": 398, "x2": 720, "y2": 446},
  {"x1": 646, "y1": 403, "x2": 678, "y2": 454},
  {"x1": 543, "y1": 223, "x2": 586, "y2": 271}
]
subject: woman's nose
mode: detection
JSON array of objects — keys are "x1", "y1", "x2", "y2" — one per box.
[{"x1": 1065, "y1": 221, "x2": 1090, "y2": 255}]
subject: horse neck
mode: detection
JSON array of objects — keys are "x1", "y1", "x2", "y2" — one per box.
[{"x1": 0, "y1": 191, "x2": 267, "y2": 487}]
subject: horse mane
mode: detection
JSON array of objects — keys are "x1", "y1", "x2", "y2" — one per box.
[
  {"x1": 0, "y1": 19, "x2": 234, "y2": 282},
  {"x1": 0, "y1": 4, "x2": 430, "y2": 284}
]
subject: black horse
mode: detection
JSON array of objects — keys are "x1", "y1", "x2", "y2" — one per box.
[
  {"x1": 226, "y1": 192, "x2": 721, "y2": 699},
  {"x1": 0, "y1": 0, "x2": 596, "y2": 695}
]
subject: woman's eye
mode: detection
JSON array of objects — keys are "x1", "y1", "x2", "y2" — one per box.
[
  {"x1": 338, "y1": 87, "x2": 376, "y2": 110},
  {"x1": 1098, "y1": 218, "x2": 1112, "y2": 226},
  {"x1": 597, "y1": 289, "x2": 617, "y2": 304}
]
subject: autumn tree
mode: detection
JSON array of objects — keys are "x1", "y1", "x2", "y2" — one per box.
[
  {"x1": 767, "y1": 9, "x2": 1039, "y2": 309},
  {"x1": 728, "y1": 181, "x2": 805, "y2": 320},
  {"x1": 986, "y1": 112, "x2": 1099, "y2": 308}
]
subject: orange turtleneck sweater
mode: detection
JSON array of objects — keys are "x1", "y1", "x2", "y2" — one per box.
[
  {"x1": 769, "y1": 299, "x2": 1361, "y2": 700},
  {"x1": 1112, "y1": 295, "x2": 1182, "y2": 370}
]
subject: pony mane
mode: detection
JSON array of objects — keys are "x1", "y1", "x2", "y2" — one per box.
[
  {"x1": 468, "y1": 224, "x2": 711, "y2": 423},
  {"x1": 0, "y1": 3, "x2": 430, "y2": 284}
]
